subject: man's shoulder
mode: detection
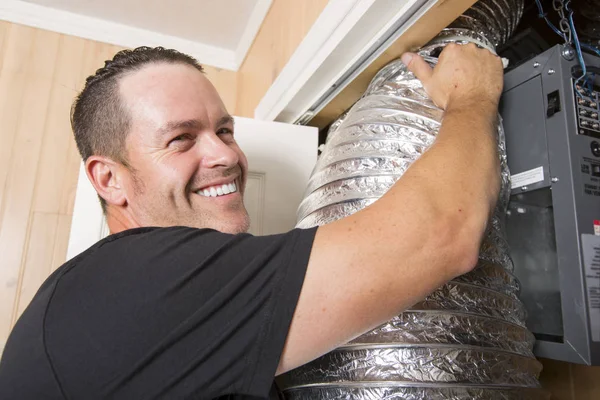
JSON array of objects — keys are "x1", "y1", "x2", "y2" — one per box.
[
  {"x1": 68, "y1": 226, "x2": 224, "y2": 266},
  {"x1": 2, "y1": 225, "x2": 316, "y2": 399},
  {"x1": 93, "y1": 226, "x2": 234, "y2": 253},
  {"x1": 22, "y1": 226, "x2": 219, "y2": 321},
  {"x1": 33, "y1": 225, "x2": 313, "y2": 314}
]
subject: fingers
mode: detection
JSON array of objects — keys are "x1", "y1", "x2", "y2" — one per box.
[
  {"x1": 441, "y1": 43, "x2": 500, "y2": 65},
  {"x1": 437, "y1": 42, "x2": 464, "y2": 63},
  {"x1": 401, "y1": 43, "x2": 503, "y2": 112},
  {"x1": 401, "y1": 52, "x2": 433, "y2": 85}
]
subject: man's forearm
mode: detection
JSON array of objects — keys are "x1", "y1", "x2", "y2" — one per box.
[
  {"x1": 407, "y1": 101, "x2": 501, "y2": 231},
  {"x1": 371, "y1": 100, "x2": 500, "y2": 278}
]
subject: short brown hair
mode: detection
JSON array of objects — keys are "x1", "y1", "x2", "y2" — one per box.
[{"x1": 70, "y1": 46, "x2": 204, "y2": 211}]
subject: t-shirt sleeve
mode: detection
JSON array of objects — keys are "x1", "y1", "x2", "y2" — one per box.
[{"x1": 43, "y1": 226, "x2": 317, "y2": 400}]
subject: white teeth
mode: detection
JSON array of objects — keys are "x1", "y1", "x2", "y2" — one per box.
[{"x1": 197, "y1": 182, "x2": 237, "y2": 197}]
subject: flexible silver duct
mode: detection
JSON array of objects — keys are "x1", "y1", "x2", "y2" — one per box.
[
  {"x1": 281, "y1": 0, "x2": 547, "y2": 398},
  {"x1": 575, "y1": 0, "x2": 600, "y2": 46}
]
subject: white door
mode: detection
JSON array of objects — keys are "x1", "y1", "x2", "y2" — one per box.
[{"x1": 66, "y1": 117, "x2": 318, "y2": 260}]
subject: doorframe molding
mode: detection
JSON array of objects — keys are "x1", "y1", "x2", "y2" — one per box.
[{"x1": 254, "y1": 0, "x2": 437, "y2": 123}]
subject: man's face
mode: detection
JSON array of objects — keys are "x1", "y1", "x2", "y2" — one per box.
[{"x1": 117, "y1": 63, "x2": 250, "y2": 234}]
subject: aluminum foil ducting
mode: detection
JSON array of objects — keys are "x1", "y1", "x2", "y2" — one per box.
[
  {"x1": 575, "y1": 0, "x2": 600, "y2": 46},
  {"x1": 282, "y1": 0, "x2": 546, "y2": 398}
]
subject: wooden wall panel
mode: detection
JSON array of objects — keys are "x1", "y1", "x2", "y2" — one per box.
[
  {"x1": 32, "y1": 35, "x2": 85, "y2": 215},
  {"x1": 206, "y1": 65, "x2": 238, "y2": 115},
  {"x1": 538, "y1": 358, "x2": 600, "y2": 399},
  {"x1": 0, "y1": 25, "x2": 61, "y2": 342},
  {"x1": 14, "y1": 212, "x2": 59, "y2": 318},
  {"x1": 235, "y1": 0, "x2": 329, "y2": 117},
  {"x1": 538, "y1": 358, "x2": 575, "y2": 399},
  {"x1": 571, "y1": 363, "x2": 600, "y2": 399},
  {"x1": 0, "y1": 23, "x2": 33, "y2": 229}
]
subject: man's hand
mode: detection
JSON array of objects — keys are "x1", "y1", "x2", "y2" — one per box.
[{"x1": 401, "y1": 43, "x2": 504, "y2": 112}]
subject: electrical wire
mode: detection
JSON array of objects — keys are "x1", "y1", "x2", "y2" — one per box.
[
  {"x1": 565, "y1": 0, "x2": 588, "y2": 96},
  {"x1": 534, "y1": 0, "x2": 598, "y2": 97},
  {"x1": 535, "y1": 0, "x2": 600, "y2": 56},
  {"x1": 582, "y1": 43, "x2": 600, "y2": 57},
  {"x1": 535, "y1": 0, "x2": 564, "y2": 38}
]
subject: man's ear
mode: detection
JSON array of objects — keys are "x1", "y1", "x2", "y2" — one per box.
[{"x1": 85, "y1": 156, "x2": 127, "y2": 207}]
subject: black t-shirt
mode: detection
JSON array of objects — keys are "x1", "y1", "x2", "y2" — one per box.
[{"x1": 0, "y1": 226, "x2": 316, "y2": 399}]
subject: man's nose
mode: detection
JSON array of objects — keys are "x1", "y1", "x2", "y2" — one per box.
[{"x1": 199, "y1": 132, "x2": 239, "y2": 168}]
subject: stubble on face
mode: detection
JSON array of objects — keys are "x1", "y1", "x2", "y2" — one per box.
[{"x1": 135, "y1": 172, "x2": 250, "y2": 233}]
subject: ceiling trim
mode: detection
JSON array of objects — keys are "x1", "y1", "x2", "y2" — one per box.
[
  {"x1": 234, "y1": 0, "x2": 272, "y2": 69},
  {"x1": 254, "y1": 0, "x2": 436, "y2": 123},
  {"x1": 0, "y1": 0, "x2": 239, "y2": 70}
]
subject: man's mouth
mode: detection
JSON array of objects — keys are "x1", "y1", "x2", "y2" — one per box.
[{"x1": 195, "y1": 182, "x2": 238, "y2": 197}]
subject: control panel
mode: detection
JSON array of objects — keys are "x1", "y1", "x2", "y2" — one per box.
[
  {"x1": 502, "y1": 46, "x2": 600, "y2": 365},
  {"x1": 575, "y1": 83, "x2": 600, "y2": 138}
]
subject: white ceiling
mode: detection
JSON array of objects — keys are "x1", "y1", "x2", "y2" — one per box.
[
  {"x1": 0, "y1": 0, "x2": 273, "y2": 70},
  {"x1": 21, "y1": 0, "x2": 259, "y2": 50}
]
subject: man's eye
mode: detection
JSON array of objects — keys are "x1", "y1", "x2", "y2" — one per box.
[
  {"x1": 169, "y1": 134, "x2": 191, "y2": 144},
  {"x1": 217, "y1": 127, "x2": 234, "y2": 135}
]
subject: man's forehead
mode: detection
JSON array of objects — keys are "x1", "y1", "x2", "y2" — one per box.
[
  {"x1": 119, "y1": 62, "x2": 226, "y2": 127},
  {"x1": 120, "y1": 63, "x2": 212, "y2": 99}
]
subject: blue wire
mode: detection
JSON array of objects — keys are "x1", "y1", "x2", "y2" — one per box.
[
  {"x1": 582, "y1": 43, "x2": 600, "y2": 57},
  {"x1": 535, "y1": 0, "x2": 600, "y2": 55},
  {"x1": 582, "y1": 52, "x2": 599, "y2": 94},
  {"x1": 534, "y1": 0, "x2": 600, "y2": 96},
  {"x1": 534, "y1": 0, "x2": 565, "y2": 39},
  {"x1": 565, "y1": 0, "x2": 587, "y2": 97},
  {"x1": 535, "y1": 0, "x2": 600, "y2": 57}
]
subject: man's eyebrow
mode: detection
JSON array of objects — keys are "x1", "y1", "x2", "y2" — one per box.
[
  {"x1": 156, "y1": 119, "x2": 204, "y2": 136},
  {"x1": 156, "y1": 115, "x2": 234, "y2": 137},
  {"x1": 216, "y1": 115, "x2": 235, "y2": 127}
]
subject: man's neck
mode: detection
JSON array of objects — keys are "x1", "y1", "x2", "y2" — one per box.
[{"x1": 106, "y1": 208, "x2": 141, "y2": 235}]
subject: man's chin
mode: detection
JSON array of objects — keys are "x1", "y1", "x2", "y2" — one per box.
[
  {"x1": 194, "y1": 213, "x2": 250, "y2": 235},
  {"x1": 222, "y1": 215, "x2": 251, "y2": 235}
]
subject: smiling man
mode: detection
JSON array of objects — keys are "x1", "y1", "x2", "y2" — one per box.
[
  {"x1": 0, "y1": 45, "x2": 504, "y2": 399},
  {"x1": 78, "y1": 58, "x2": 250, "y2": 234}
]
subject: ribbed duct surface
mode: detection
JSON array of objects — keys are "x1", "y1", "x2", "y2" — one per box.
[
  {"x1": 575, "y1": 0, "x2": 600, "y2": 45},
  {"x1": 281, "y1": 0, "x2": 547, "y2": 398}
]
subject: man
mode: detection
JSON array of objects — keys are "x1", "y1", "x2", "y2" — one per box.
[{"x1": 0, "y1": 43, "x2": 503, "y2": 399}]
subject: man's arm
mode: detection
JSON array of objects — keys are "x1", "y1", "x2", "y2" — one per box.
[{"x1": 277, "y1": 43, "x2": 504, "y2": 374}]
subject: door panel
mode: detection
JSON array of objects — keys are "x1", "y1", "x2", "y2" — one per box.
[{"x1": 244, "y1": 171, "x2": 266, "y2": 235}]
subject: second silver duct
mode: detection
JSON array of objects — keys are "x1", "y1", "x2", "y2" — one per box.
[{"x1": 279, "y1": 0, "x2": 548, "y2": 398}]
